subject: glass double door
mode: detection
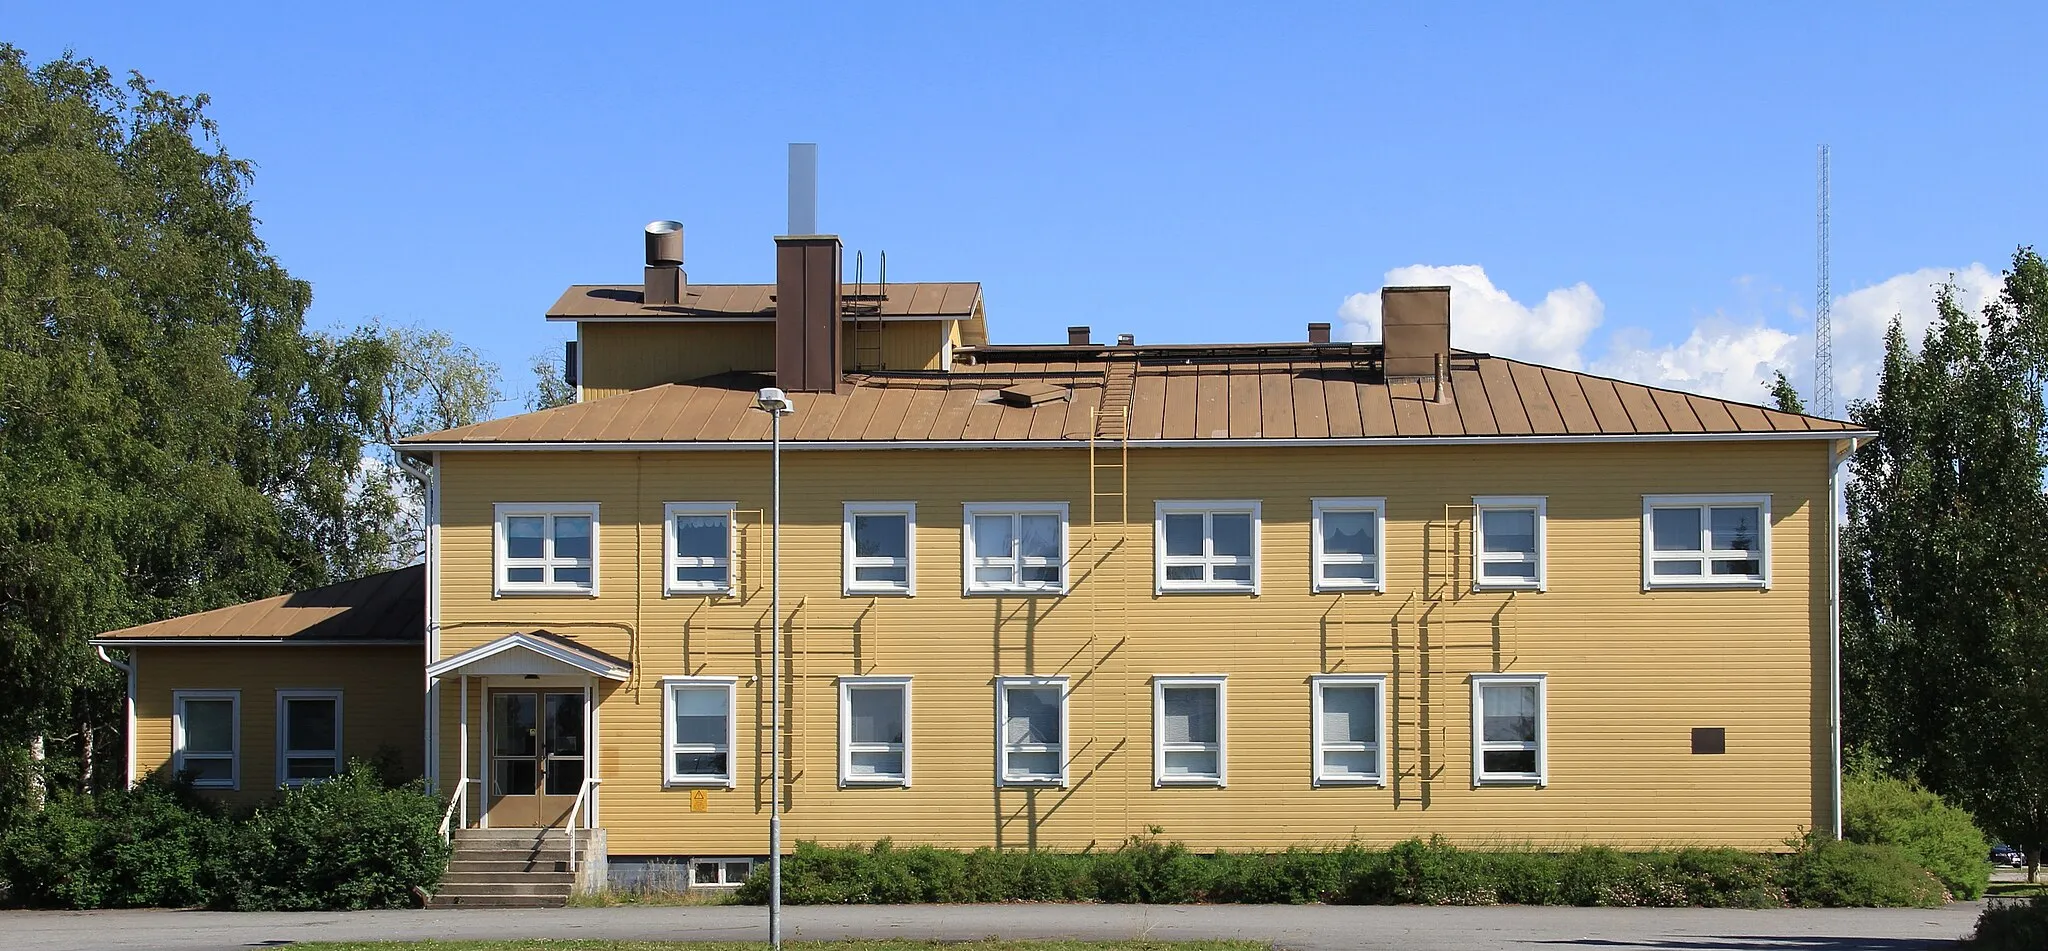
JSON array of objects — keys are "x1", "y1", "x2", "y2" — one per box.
[{"x1": 487, "y1": 690, "x2": 585, "y2": 828}]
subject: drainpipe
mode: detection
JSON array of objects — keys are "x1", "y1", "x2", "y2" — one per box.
[
  {"x1": 396, "y1": 451, "x2": 439, "y2": 791},
  {"x1": 1828, "y1": 437, "x2": 1857, "y2": 841},
  {"x1": 94, "y1": 645, "x2": 136, "y2": 789}
]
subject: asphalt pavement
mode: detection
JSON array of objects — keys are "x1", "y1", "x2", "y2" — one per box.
[{"x1": 1, "y1": 902, "x2": 1985, "y2": 951}]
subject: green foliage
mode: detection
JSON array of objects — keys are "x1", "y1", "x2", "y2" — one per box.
[
  {"x1": 210, "y1": 766, "x2": 450, "y2": 911},
  {"x1": 0, "y1": 779, "x2": 223, "y2": 908},
  {"x1": 0, "y1": 44, "x2": 404, "y2": 808},
  {"x1": 739, "y1": 838, "x2": 1933, "y2": 908},
  {"x1": 1778, "y1": 838, "x2": 1946, "y2": 908},
  {"x1": 1767, "y1": 370, "x2": 1806, "y2": 415},
  {"x1": 1966, "y1": 898, "x2": 2048, "y2": 950},
  {"x1": 1843, "y1": 247, "x2": 2048, "y2": 874},
  {"x1": 527, "y1": 344, "x2": 578, "y2": 412},
  {"x1": 1844, "y1": 769, "x2": 1991, "y2": 899}
]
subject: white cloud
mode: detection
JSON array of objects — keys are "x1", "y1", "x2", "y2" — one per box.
[
  {"x1": 1338, "y1": 264, "x2": 1602, "y2": 370},
  {"x1": 1337, "y1": 262, "x2": 2007, "y2": 412}
]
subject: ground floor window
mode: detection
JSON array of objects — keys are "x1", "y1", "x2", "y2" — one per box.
[
  {"x1": 839, "y1": 676, "x2": 910, "y2": 786},
  {"x1": 691, "y1": 857, "x2": 754, "y2": 888},
  {"x1": 1312, "y1": 674, "x2": 1384, "y2": 785},
  {"x1": 663, "y1": 678, "x2": 736, "y2": 787},
  {"x1": 996, "y1": 676, "x2": 1067, "y2": 786},
  {"x1": 276, "y1": 689, "x2": 342, "y2": 786},
  {"x1": 1153, "y1": 675, "x2": 1227, "y2": 786},
  {"x1": 1471, "y1": 673, "x2": 1547, "y2": 786},
  {"x1": 173, "y1": 690, "x2": 239, "y2": 789}
]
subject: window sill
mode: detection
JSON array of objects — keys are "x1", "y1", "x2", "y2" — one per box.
[
  {"x1": 1472, "y1": 581, "x2": 1543, "y2": 593},
  {"x1": 964, "y1": 586, "x2": 1067, "y2": 597},
  {"x1": 663, "y1": 778, "x2": 736, "y2": 789},
  {"x1": 1157, "y1": 584, "x2": 1258, "y2": 595},
  {"x1": 495, "y1": 586, "x2": 599, "y2": 598},
  {"x1": 1155, "y1": 778, "x2": 1226, "y2": 788},
  {"x1": 839, "y1": 778, "x2": 910, "y2": 788},
  {"x1": 189, "y1": 781, "x2": 238, "y2": 790},
  {"x1": 1312, "y1": 581, "x2": 1384, "y2": 595},
  {"x1": 665, "y1": 586, "x2": 738, "y2": 599},
  {"x1": 998, "y1": 777, "x2": 1066, "y2": 789},
  {"x1": 844, "y1": 587, "x2": 914, "y2": 598},
  {"x1": 1312, "y1": 777, "x2": 1387, "y2": 788},
  {"x1": 1474, "y1": 776, "x2": 1547, "y2": 787},
  {"x1": 1643, "y1": 578, "x2": 1768, "y2": 591}
]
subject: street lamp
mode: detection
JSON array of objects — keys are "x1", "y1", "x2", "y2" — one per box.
[{"x1": 752, "y1": 386, "x2": 794, "y2": 950}]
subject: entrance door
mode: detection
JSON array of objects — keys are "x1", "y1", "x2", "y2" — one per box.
[{"x1": 487, "y1": 690, "x2": 586, "y2": 828}]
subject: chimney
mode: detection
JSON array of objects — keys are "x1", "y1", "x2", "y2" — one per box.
[
  {"x1": 643, "y1": 220, "x2": 685, "y2": 305},
  {"x1": 1308, "y1": 322, "x2": 1332, "y2": 344},
  {"x1": 1380, "y1": 286, "x2": 1451, "y2": 382},
  {"x1": 1067, "y1": 326, "x2": 1091, "y2": 346},
  {"x1": 775, "y1": 144, "x2": 842, "y2": 392},
  {"x1": 1116, "y1": 333, "x2": 1135, "y2": 347}
]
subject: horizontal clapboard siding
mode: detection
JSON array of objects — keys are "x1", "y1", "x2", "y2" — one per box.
[{"x1": 432, "y1": 440, "x2": 1833, "y2": 854}]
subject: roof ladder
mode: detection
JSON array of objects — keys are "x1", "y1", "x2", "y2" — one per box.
[{"x1": 851, "y1": 251, "x2": 887, "y2": 372}]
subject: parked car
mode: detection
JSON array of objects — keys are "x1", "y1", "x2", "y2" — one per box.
[{"x1": 1991, "y1": 844, "x2": 2026, "y2": 867}]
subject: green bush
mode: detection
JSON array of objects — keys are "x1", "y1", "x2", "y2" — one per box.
[
  {"x1": 1843, "y1": 770, "x2": 1991, "y2": 900},
  {"x1": 0, "y1": 780, "x2": 223, "y2": 909},
  {"x1": 209, "y1": 766, "x2": 449, "y2": 911},
  {"x1": 1779, "y1": 838, "x2": 1946, "y2": 908},
  {"x1": 1965, "y1": 898, "x2": 2048, "y2": 950}
]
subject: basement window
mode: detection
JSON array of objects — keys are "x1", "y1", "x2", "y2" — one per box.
[
  {"x1": 276, "y1": 690, "x2": 342, "y2": 786},
  {"x1": 663, "y1": 678, "x2": 736, "y2": 788},
  {"x1": 997, "y1": 677, "x2": 1067, "y2": 787},
  {"x1": 839, "y1": 676, "x2": 911, "y2": 787},
  {"x1": 1312, "y1": 675, "x2": 1385, "y2": 786},
  {"x1": 963, "y1": 503, "x2": 1068, "y2": 594},
  {"x1": 1472, "y1": 673, "x2": 1547, "y2": 786},
  {"x1": 844, "y1": 502, "x2": 915, "y2": 595},
  {"x1": 173, "y1": 690, "x2": 239, "y2": 789},
  {"x1": 1643, "y1": 495, "x2": 1770, "y2": 589},
  {"x1": 665, "y1": 502, "x2": 736, "y2": 596},
  {"x1": 1153, "y1": 676, "x2": 1227, "y2": 786},
  {"x1": 495, "y1": 503, "x2": 599, "y2": 595},
  {"x1": 689, "y1": 858, "x2": 754, "y2": 888},
  {"x1": 1473, "y1": 497, "x2": 1545, "y2": 591},
  {"x1": 1155, "y1": 501, "x2": 1261, "y2": 593},
  {"x1": 1312, "y1": 498, "x2": 1387, "y2": 593}
]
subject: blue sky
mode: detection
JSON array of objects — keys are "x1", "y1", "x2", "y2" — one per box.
[{"x1": 12, "y1": 2, "x2": 2045, "y2": 411}]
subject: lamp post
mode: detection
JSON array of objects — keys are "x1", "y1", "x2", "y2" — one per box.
[{"x1": 752, "y1": 386, "x2": 793, "y2": 950}]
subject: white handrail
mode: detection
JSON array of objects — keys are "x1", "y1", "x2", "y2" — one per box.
[
  {"x1": 438, "y1": 778, "x2": 476, "y2": 842},
  {"x1": 565, "y1": 777, "x2": 601, "y2": 873}
]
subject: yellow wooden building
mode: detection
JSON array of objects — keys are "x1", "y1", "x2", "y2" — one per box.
[{"x1": 95, "y1": 215, "x2": 1868, "y2": 893}]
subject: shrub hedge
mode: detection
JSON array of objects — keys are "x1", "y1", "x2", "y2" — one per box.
[
  {"x1": 0, "y1": 763, "x2": 447, "y2": 911},
  {"x1": 736, "y1": 835, "x2": 1945, "y2": 909},
  {"x1": 1966, "y1": 898, "x2": 2048, "y2": 950},
  {"x1": 1842, "y1": 769, "x2": 1991, "y2": 900}
]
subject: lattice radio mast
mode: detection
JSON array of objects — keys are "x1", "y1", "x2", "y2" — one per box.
[{"x1": 1814, "y1": 144, "x2": 1833, "y2": 418}]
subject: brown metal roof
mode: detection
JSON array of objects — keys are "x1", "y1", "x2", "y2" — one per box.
[
  {"x1": 400, "y1": 350, "x2": 1863, "y2": 448},
  {"x1": 91, "y1": 566, "x2": 423, "y2": 643},
  {"x1": 546, "y1": 282, "x2": 982, "y2": 321}
]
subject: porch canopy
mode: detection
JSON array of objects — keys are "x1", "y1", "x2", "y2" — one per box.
[{"x1": 426, "y1": 630, "x2": 630, "y2": 681}]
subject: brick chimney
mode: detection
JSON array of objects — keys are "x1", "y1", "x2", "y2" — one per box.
[
  {"x1": 1067, "y1": 326, "x2": 1091, "y2": 346},
  {"x1": 1308, "y1": 322, "x2": 1332, "y2": 344},
  {"x1": 1380, "y1": 286, "x2": 1451, "y2": 382}
]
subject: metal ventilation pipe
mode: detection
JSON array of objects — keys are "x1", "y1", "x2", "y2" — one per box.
[{"x1": 644, "y1": 220, "x2": 686, "y2": 305}]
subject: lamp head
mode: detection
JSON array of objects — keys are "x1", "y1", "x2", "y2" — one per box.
[{"x1": 754, "y1": 387, "x2": 795, "y2": 416}]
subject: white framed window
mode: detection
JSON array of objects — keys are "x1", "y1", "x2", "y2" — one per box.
[
  {"x1": 275, "y1": 689, "x2": 342, "y2": 787},
  {"x1": 663, "y1": 677, "x2": 736, "y2": 788},
  {"x1": 172, "y1": 690, "x2": 239, "y2": 789},
  {"x1": 844, "y1": 502, "x2": 915, "y2": 595},
  {"x1": 1153, "y1": 675, "x2": 1227, "y2": 786},
  {"x1": 1155, "y1": 501, "x2": 1261, "y2": 593},
  {"x1": 1312, "y1": 674, "x2": 1385, "y2": 786},
  {"x1": 1642, "y1": 494, "x2": 1771, "y2": 589},
  {"x1": 962, "y1": 503, "x2": 1069, "y2": 595},
  {"x1": 1471, "y1": 673, "x2": 1547, "y2": 786},
  {"x1": 689, "y1": 858, "x2": 754, "y2": 889},
  {"x1": 664, "y1": 502, "x2": 736, "y2": 596},
  {"x1": 1473, "y1": 496, "x2": 1545, "y2": 591},
  {"x1": 995, "y1": 676, "x2": 1067, "y2": 787},
  {"x1": 1312, "y1": 498, "x2": 1387, "y2": 593},
  {"x1": 838, "y1": 676, "x2": 911, "y2": 787},
  {"x1": 494, "y1": 502, "x2": 599, "y2": 595}
]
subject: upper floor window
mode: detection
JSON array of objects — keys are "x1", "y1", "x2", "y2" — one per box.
[
  {"x1": 844, "y1": 502, "x2": 915, "y2": 595},
  {"x1": 1153, "y1": 675, "x2": 1227, "y2": 786},
  {"x1": 839, "y1": 676, "x2": 910, "y2": 787},
  {"x1": 1311, "y1": 674, "x2": 1385, "y2": 786},
  {"x1": 1643, "y1": 495, "x2": 1770, "y2": 589},
  {"x1": 663, "y1": 677, "x2": 736, "y2": 788},
  {"x1": 665, "y1": 502, "x2": 736, "y2": 596},
  {"x1": 1155, "y1": 501, "x2": 1260, "y2": 593},
  {"x1": 495, "y1": 503, "x2": 598, "y2": 595},
  {"x1": 277, "y1": 690, "x2": 341, "y2": 786},
  {"x1": 1473, "y1": 497, "x2": 1545, "y2": 591},
  {"x1": 1312, "y1": 498, "x2": 1386, "y2": 592},
  {"x1": 996, "y1": 676, "x2": 1067, "y2": 787},
  {"x1": 1471, "y1": 673, "x2": 1547, "y2": 786},
  {"x1": 963, "y1": 503, "x2": 1068, "y2": 594},
  {"x1": 173, "y1": 690, "x2": 239, "y2": 789}
]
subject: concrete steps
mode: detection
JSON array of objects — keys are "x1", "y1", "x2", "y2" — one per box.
[{"x1": 428, "y1": 828, "x2": 588, "y2": 909}]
